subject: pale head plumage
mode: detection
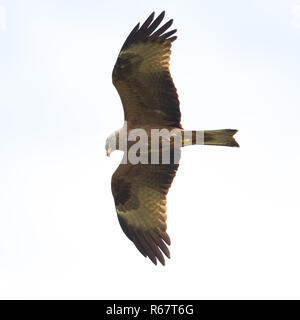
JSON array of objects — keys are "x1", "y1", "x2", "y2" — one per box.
[{"x1": 105, "y1": 130, "x2": 119, "y2": 157}]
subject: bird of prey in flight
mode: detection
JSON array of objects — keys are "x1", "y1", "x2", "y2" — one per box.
[{"x1": 105, "y1": 11, "x2": 239, "y2": 265}]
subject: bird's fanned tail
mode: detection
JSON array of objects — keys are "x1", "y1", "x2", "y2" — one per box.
[
  {"x1": 203, "y1": 129, "x2": 239, "y2": 147},
  {"x1": 183, "y1": 129, "x2": 239, "y2": 147}
]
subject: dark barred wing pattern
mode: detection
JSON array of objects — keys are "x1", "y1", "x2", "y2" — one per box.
[
  {"x1": 111, "y1": 161, "x2": 179, "y2": 265},
  {"x1": 112, "y1": 11, "x2": 181, "y2": 128}
]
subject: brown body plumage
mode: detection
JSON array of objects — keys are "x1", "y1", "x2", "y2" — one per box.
[{"x1": 106, "y1": 11, "x2": 239, "y2": 265}]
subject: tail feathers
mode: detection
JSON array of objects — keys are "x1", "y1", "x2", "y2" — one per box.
[{"x1": 204, "y1": 129, "x2": 239, "y2": 147}]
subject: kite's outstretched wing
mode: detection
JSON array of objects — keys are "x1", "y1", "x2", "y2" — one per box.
[
  {"x1": 111, "y1": 161, "x2": 179, "y2": 265},
  {"x1": 112, "y1": 11, "x2": 181, "y2": 128}
]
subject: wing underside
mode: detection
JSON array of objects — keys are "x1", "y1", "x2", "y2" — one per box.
[
  {"x1": 112, "y1": 11, "x2": 181, "y2": 128},
  {"x1": 111, "y1": 162, "x2": 179, "y2": 265}
]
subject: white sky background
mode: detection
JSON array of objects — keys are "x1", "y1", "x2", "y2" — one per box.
[{"x1": 0, "y1": 0, "x2": 300, "y2": 299}]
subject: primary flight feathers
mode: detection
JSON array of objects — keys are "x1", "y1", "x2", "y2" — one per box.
[{"x1": 112, "y1": 11, "x2": 181, "y2": 128}]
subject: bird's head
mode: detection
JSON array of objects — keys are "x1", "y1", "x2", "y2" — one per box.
[{"x1": 105, "y1": 131, "x2": 119, "y2": 157}]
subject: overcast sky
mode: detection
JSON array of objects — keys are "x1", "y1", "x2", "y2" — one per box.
[{"x1": 1, "y1": 0, "x2": 300, "y2": 299}]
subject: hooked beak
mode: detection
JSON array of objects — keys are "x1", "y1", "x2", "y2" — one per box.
[{"x1": 106, "y1": 148, "x2": 112, "y2": 157}]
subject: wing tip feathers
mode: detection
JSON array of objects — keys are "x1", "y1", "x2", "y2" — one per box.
[{"x1": 120, "y1": 11, "x2": 177, "y2": 51}]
